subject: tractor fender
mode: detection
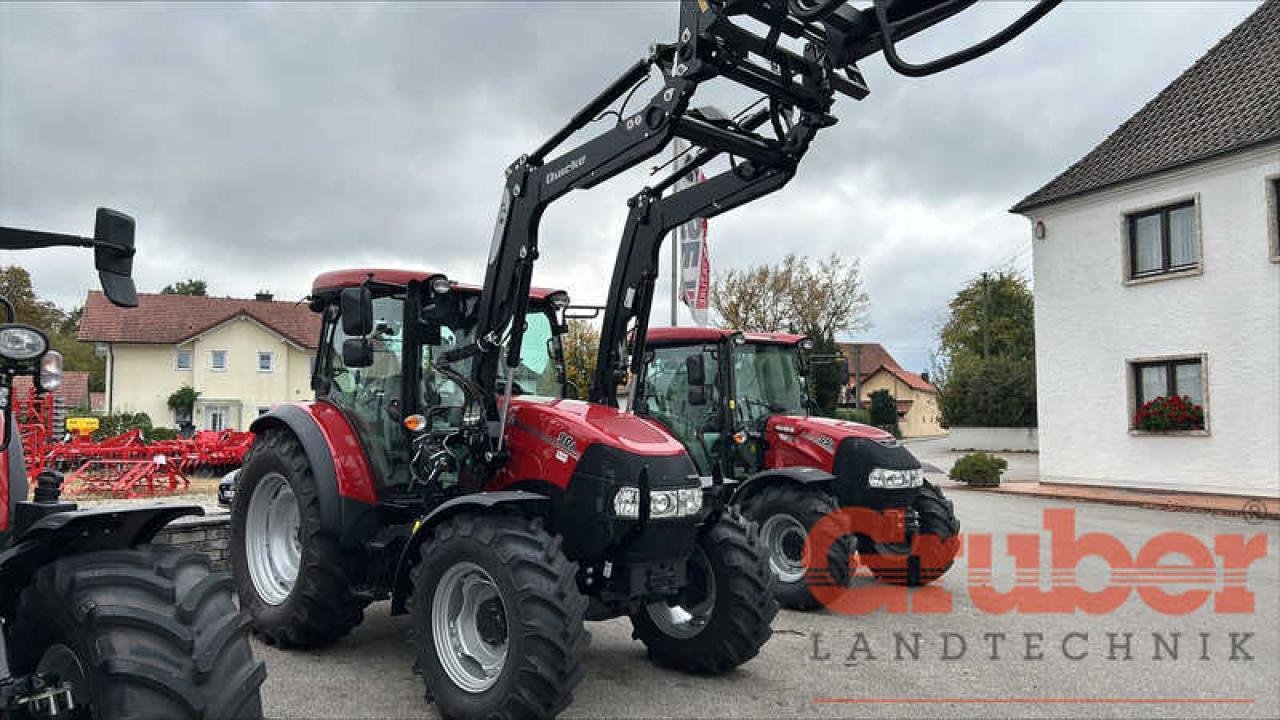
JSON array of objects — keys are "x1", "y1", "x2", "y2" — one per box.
[
  {"x1": 0, "y1": 504, "x2": 202, "y2": 609},
  {"x1": 730, "y1": 466, "x2": 837, "y2": 506},
  {"x1": 389, "y1": 491, "x2": 549, "y2": 615},
  {"x1": 249, "y1": 403, "x2": 380, "y2": 549}
]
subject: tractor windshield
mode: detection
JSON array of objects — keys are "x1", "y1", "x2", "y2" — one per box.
[{"x1": 734, "y1": 343, "x2": 806, "y2": 428}]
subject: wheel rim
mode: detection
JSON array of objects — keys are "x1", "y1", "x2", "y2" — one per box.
[
  {"x1": 760, "y1": 512, "x2": 809, "y2": 584},
  {"x1": 645, "y1": 546, "x2": 716, "y2": 640},
  {"x1": 37, "y1": 644, "x2": 89, "y2": 709},
  {"x1": 432, "y1": 562, "x2": 509, "y2": 693},
  {"x1": 245, "y1": 472, "x2": 302, "y2": 605}
]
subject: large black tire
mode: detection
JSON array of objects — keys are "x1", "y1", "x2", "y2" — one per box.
[
  {"x1": 629, "y1": 511, "x2": 777, "y2": 674},
  {"x1": 857, "y1": 481, "x2": 960, "y2": 586},
  {"x1": 738, "y1": 483, "x2": 855, "y2": 610},
  {"x1": 230, "y1": 428, "x2": 367, "y2": 648},
  {"x1": 7, "y1": 546, "x2": 265, "y2": 719},
  {"x1": 409, "y1": 513, "x2": 589, "y2": 719}
]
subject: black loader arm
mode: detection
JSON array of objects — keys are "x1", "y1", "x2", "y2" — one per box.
[{"x1": 452, "y1": 0, "x2": 1059, "y2": 444}]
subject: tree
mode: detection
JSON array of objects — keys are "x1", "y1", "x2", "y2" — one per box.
[
  {"x1": 0, "y1": 265, "x2": 105, "y2": 391},
  {"x1": 561, "y1": 320, "x2": 600, "y2": 400},
  {"x1": 868, "y1": 388, "x2": 901, "y2": 437},
  {"x1": 161, "y1": 278, "x2": 208, "y2": 296},
  {"x1": 709, "y1": 253, "x2": 869, "y2": 339},
  {"x1": 934, "y1": 271, "x2": 1036, "y2": 428},
  {"x1": 710, "y1": 253, "x2": 870, "y2": 414}
]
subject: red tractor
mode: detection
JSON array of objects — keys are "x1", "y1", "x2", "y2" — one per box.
[
  {"x1": 1, "y1": 210, "x2": 264, "y2": 718},
  {"x1": 230, "y1": 270, "x2": 776, "y2": 719},
  {"x1": 630, "y1": 328, "x2": 959, "y2": 608}
]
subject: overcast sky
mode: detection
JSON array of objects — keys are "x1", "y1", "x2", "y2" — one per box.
[{"x1": 0, "y1": 1, "x2": 1259, "y2": 372}]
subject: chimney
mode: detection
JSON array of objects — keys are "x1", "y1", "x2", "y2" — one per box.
[
  {"x1": 920, "y1": 371, "x2": 929, "y2": 383},
  {"x1": 255, "y1": 290, "x2": 273, "y2": 302}
]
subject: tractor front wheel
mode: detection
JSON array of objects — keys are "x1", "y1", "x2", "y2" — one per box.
[
  {"x1": 7, "y1": 546, "x2": 265, "y2": 718},
  {"x1": 410, "y1": 512, "x2": 588, "y2": 719},
  {"x1": 231, "y1": 428, "x2": 367, "y2": 647},
  {"x1": 630, "y1": 511, "x2": 777, "y2": 674},
  {"x1": 857, "y1": 481, "x2": 960, "y2": 586},
  {"x1": 738, "y1": 483, "x2": 855, "y2": 610}
]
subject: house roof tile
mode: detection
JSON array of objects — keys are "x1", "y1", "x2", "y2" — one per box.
[
  {"x1": 1011, "y1": 0, "x2": 1280, "y2": 213},
  {"x1": 836, "y1": 342, "x2": 937, "y2": 394},
  {"x1": 12, "y1": 371, "x2": 92, "y2": 409},
  {"x1": 77, "y1": 292, "x2": 321, "y2": 350}
]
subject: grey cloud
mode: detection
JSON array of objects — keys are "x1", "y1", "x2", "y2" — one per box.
[{"x1": 0, "y1": 1, "x2": 1258, "y2": 369}]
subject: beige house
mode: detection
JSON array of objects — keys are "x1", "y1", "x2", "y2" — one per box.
[
  {"x1": 79, "y1": 292, "x2": 319, "y2": 431},
  {"x1": 837, "y1": 342, "x2": 943, "y2": 438}
]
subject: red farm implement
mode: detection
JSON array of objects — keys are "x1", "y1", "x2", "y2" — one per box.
[{"x1": 12, "y1": 388, "x2": 254, "y2": 498}]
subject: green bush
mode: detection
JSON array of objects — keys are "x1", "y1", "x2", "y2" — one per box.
[
  {"x1": 146, "y1": 427, "x2": 180, "y2": 442},
  {"x1": 90, "y1": 412, "x2": 153, "y2": 441},
  {"x1": 831, "y1": 407, "x2": 872, "y2": 424},
  {"x1": 949, "y1": 452, "x2": 1007, "y2": 487}
]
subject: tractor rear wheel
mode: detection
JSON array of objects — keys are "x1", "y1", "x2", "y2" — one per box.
[
  {"x1": 410, "y1": 512, "x2": 588, "y2": 719},
  {"x1": 630, "y1": 511, "x2": 777, "y2": 674},
  {"x1": 7, "y1": 546, "x2": 265, "y2": 718},
  {"x1": 738, "y1": 483, "x2": 855, "y2": 610},
  {"x1": 857, "y1": 481, "x2": 960, "y2": 586},
  {"x1": 231, "y1": 428, "x2": 367, "y2": 647}
]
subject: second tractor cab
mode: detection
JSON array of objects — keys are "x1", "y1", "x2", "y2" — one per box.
[
  {"x1": 633, "y1": 327, "x2": 960, "y2": 609},
  {"x1": 230, "y1": 269, "x2": 775, "y2": 719}
]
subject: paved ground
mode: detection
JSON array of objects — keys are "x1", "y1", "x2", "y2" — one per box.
[
  {"x1": 906, "y1": 437, "x2": 1040, "y2": 483},
  {"x1": 254, "y1": 491, "x2": 1279, "y2": 719}
]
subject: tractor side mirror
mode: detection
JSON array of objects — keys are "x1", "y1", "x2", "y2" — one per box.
[
  {"x1": 93, "y1": 208, "x2": 138, "y2": 308},
  {"x1": 340, "y1": 287, "x2": 374, "y2": 337},
  {"x1": 685, "y1": 354, "x2": 706, "y2": 387},
  {"x1": 342, "y1": 338, "x2": 374, "y2": 368}
]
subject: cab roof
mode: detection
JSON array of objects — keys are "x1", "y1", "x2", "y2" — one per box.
[
  {"x1": 311, "y1": 268, "x2": 562, "y2": 300},
  {"x1": 645, "y1": 327, "x2": 808, "y2": 347}
]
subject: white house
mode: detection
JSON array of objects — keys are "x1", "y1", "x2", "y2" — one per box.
[{"x1": 1011, "y1": 1, "x2": 1279, "y2": 498}]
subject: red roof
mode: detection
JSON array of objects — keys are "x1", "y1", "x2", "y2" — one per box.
[
  {"x1": 838, "y1": 342, "x2": 936, "y2": 394},
  {"x1": 646, "y1": 327, "x2": 807, "y2": 346},
  {"x1": 311, "y1": 268, "x2": 563, "y2": 301},
  {"x1": 12, "y1": 371, "x2": 92, "y2": 409},
  {"x1": 78, "y1": 291, "x2": 321, "y2": 350}
]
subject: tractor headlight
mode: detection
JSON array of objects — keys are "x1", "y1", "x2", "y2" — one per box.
[
  {"x1": 868, "y1": 467, "x2": 925, "y2": 489},
  {"x1": 0, "y1": 325, "x2": 47, "y2": 361},
  {"x1": 612, "y1": 486, "x2": 702, "y2": 519},
  {"x1": 39, "y1": 351, "x2": 63, "y2": 391}
]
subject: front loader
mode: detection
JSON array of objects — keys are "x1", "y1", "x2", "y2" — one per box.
[{"x1": 0, "y1": 211, "x2": 264, "y2": 719}]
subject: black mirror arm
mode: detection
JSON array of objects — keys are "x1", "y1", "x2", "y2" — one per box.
[
  {"x1": 0, "y1": 227, "x2": 96, "y2": 252},
  {"x1": 874, "y1": 0, "x2": 1061, "y2": 78}
]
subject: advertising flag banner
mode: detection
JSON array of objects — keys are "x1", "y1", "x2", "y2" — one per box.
[{"x1": 672, "y1": 139, "x2": 710, "y2": 326}]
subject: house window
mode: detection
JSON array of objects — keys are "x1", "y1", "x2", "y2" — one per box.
[
  {"x1": 209, "y1": 350, "x2": 228, "y2": 372},
  {"x1": 1268, "y1": 176, "x2": 1279, "y2": 262},
  {"x1": 174, "y1": 349, "x2": 192, "y2": 371},
  {"x1": 1127, "y1": 201, "x2": 1198, "y2": 279},
  {"x1": 205, "y1": 404, "x2": 232, "y2": 431},
  {"x1": 257, "y1": 351, "x2": 275, "y2": 373},
  {"x1": 1130, "y1": 356, "x2": 1207, "y2": 430}
]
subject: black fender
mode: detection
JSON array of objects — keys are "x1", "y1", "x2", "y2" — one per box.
[
  {"x1": 249, "y1": 405, "x2": 379, "y2": 549},
  {"x1": 389, "y1": 491, "x2": 549, "y2": 615},
  {"x1": 0, "y1": 504, "x2": 202, "y2": 613},
  {"x1": 730, "y1": 465, "x2": 837, "y2": 506}
]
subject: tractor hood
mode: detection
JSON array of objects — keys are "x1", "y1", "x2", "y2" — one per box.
[
  {"x1": 764, "y1": 414, "x2": 896, "y2": 473},
  {"x1": 769, "y1": 415, "x2": 895, "y2": 445},
  {"x1": 506, "y1": 396, "x2": 687, "y2": 457},
  {"x1": 493, "y1": 396, "x2": 695, "y2": 496}
]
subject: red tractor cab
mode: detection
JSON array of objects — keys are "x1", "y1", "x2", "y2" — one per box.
[
  {"x1": 230, "y1": 269, "x2": 775, "y2": 718},
  {"x1": 635, "y1": 327, "x2": 960, "y2": 608}
]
